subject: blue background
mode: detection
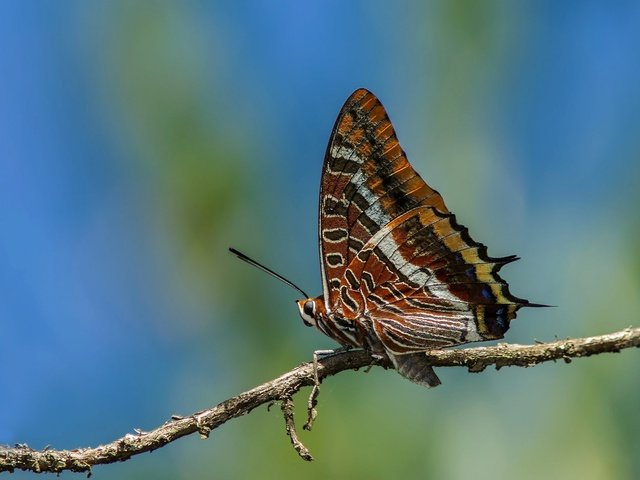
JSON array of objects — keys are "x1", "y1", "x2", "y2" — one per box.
[{"x1": 1, "y1": 2, "x2": 639, "y2": 479}]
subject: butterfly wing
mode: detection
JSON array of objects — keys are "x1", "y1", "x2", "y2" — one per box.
[
  {"x1": 320, "y1": 89, "x2": 532, "y2": 355},
  {"x1": 346, "y1": 205, "x2": 529, "y2": 354},
  {"x1": 319, "y1": 89, "x2": 449, "y2": 311}
]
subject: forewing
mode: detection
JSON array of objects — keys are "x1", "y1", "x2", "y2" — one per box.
[{"x1": 319, "y1": 89, "x2": 449, "y2": 309}]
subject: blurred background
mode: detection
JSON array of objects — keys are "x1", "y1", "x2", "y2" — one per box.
[{"x1": 1, "y1": 1, "x2": 639, "y2": 479}]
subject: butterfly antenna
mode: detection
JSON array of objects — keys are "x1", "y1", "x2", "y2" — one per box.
[{"x1": 229, "y1": 247, "x2": 310, "y2": 299}]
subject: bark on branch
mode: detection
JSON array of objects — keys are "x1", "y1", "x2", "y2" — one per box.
[{"x1": 1, "y1": 327, "x2": 638, "y2": 475}]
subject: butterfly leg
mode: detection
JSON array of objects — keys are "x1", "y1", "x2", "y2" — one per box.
[
  {"x1": 362, "y1": 353, "x2": 386, "y2": 373},
  {"x1": 310, "y1": 346, "x2": 352, "y2": 385},
  {"x1": 304, "y1": 346, "x2": 351, "y2": 431}
]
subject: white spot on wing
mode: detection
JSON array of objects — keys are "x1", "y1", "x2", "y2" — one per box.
[{"x1": 376, "y1": 235, "x2": 430, "y2": 285}]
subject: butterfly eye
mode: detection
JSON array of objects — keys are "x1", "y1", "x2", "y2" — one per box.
[
  {"x1": 303, "y1": 300, "x2": 315, "y2": 317},
  {"x1": 298, "y1": 300, "x2": 316, "y2": 327}
]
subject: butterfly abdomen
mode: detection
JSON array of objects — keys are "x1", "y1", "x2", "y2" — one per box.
[{"x1": 391, "y1": 352, "x2": 442, "y2": 388}]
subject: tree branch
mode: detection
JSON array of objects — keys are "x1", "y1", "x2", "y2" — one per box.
[{"x1": 1, "y1": 327, "x2": 638, "y2": 475}]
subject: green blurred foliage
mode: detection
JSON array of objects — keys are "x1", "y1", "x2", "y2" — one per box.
[
  {"x1": 97, "y1": 3, "x2": 638, "y2": 479},
  {"x1": 103, "y1": 2, "x2": 247, "y2": 297},
  {"x1": 6, "y1": 1, "x2": 638, "y2": 479}
]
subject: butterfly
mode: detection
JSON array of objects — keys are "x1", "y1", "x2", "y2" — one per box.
[{"x1": 292, "y1": 88, "x2": 540, "y2": 387}]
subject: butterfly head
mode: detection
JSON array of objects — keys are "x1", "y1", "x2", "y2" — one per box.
[{"x1": 296, "y1": 296, "x2": 326, "y2": 328}]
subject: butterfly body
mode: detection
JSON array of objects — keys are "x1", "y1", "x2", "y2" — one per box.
[{"x1": 297, "y1": 88, "x2": 537, "y2": 387}]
